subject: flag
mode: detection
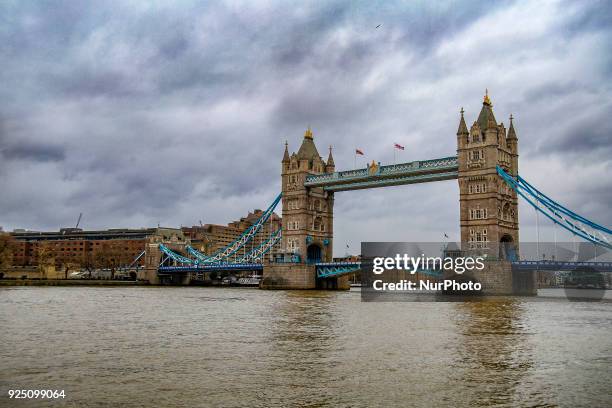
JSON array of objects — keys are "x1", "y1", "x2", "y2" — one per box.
[
  {"x1": 394, "y1": 143, "x2": 405, "y2": 150},
  {"x1": 356, "y1": 148, "x2": 364, "y2": 155},
  {"x1": 444, "y1": 233, "x2": 449, "y2": 238}
]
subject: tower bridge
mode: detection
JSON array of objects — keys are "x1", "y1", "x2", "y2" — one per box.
[{"x1": 140, "y1": 92, "x2": 612, "y2": 292}]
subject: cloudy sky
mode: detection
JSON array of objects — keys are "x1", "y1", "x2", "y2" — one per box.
[{"x1": 1, "y1": 0, "x2": 610, "y2": 255}]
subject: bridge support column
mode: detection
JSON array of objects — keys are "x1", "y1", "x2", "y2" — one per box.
[
  {"x1": 139, "y1": 243, "x2": 162, "y2": 284},
  {"x1": 261, "y1": 264, "x2": 316, "y2": 289},
  {"x1": 316, "y1": 275, "x2": 350, "y2": 290},
  {"x1": 261, "y1": 264, "x2": 350, "y2": 290},
  {"x1": 457, "y1": 92, "x2": 519, "y2": 258},
  {"x1": 444, "y1": 261, "x2": 536, "y2": 296},
  {"x1": 281, "y1": 128, "x2": 335, "y2": 266}
]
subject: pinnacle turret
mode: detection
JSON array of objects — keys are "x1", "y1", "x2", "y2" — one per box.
[
  {"x1": 507, "y1": 114, "x2": 517, "y2": 140},
  {"x1": 325, "y1": 145, "x2": 335, "y2": 172},
  {"x1": 282, "y1": 140, "x2": 290, "y2": 163},
  {"x1": 457, "y1": 107, "x2": 468, "y2": 135}
]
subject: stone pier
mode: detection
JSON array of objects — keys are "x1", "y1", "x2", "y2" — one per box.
[
  {"x1": 444, "y1": 261, "x2": 537, "y2": 296},
  {"x1": 261, "y1": 264, "x2": 349, "y2": 290}
]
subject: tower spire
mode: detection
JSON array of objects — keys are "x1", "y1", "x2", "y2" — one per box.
[
  {"x1": 457, "y1": 107, "x2": 468, "y2": 135},
  {"x1": 507, "y1": 114, "x2": 517, "y2": 140},
  {"x1": 326, "y1": 145, "x2": 335, "y2": 167},
  {"x1": 477, "y1": 90, "x2": 497, "y2": 130},
  {"x1": 282, "y1": 140, "x2": 290, "y2": 162}
]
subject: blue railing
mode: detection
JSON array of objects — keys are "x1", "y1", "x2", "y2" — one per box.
[{"x1": 512, "y1": 260, "x2": 612, "y2": 271}]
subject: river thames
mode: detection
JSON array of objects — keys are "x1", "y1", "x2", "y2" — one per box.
[{"x1": 1, "y1": 287, "x2": 610, "y2": 407}]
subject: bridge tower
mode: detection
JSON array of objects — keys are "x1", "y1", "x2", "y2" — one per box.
[
  {"x1": 457, "y1": 91, "x2": 519, "y2": 257},
  {"x1": 281, "y1": 127, "x2": 334, "y2": 263}
]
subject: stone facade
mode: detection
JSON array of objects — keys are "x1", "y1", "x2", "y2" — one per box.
[
  {"x1": 444, "y1": 261, "x2": 536, "y2": 296},
  {"x1": 139, "y1": 228, "x2": 190, "y2": 284},
  {"x1": 261, "y1": 263, "x2": 317, "y2": 289},
  {"x1": 281, "y1": 128, "x2": 335, "y2": 263},
  {"x1": 457, "y1": 91, "x2": 519, "y2": 257}
]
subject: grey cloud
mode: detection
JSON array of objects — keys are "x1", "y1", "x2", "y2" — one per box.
[
  {"x1": 0, "y1": 0, "x2": 610, "y2": 255},
  {"x1": 2, "y1": 142, "x2": 65, "y2": 162}
]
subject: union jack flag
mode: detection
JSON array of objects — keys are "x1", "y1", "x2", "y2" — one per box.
[
  {"x1": 394, "y1": 143, "x2": 405, "y2": 150},
  {"x1": 355, "y1": 148, "x2": 364, "y2": 155}
]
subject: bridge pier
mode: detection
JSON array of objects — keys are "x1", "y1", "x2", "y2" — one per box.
[
  {"x1": 261, "y1": 264, "x2": 349, "y2": 290},
  {"x1": 139, "y1": 242, "x2": 162, "y2": 284},
  {"x1": 444, "y1": 261, "x2": 537, "y2": 296},
  {"x1": 261, "y1": 264, "x2": 315, "y2": 289},
  {"x1": 138, "y1": 229, "x2": 191, "y2": 285}
]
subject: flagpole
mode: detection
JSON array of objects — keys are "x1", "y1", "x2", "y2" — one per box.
[{"x1": 354, "y1": 149, "x2": 357, "y2": 169}]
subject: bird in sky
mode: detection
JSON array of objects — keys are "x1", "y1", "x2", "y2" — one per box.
[{"x1": 375, "y1": 24, "x2": 381, "y2": 29}]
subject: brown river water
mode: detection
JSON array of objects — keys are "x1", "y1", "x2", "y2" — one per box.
[{"x1": 1, "y1": 287, "x2": 611, "y2": 407}]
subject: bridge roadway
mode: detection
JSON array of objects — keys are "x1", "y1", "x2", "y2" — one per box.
[
  {"x1": 158, "y1": 263, "x2": 263, "y2": 274},
  {"x1": 158, "y1": 260, "x2": 612, "y2": 279},
  {"x1": 303, "y1": 156, "x2": 458, "y2": 191},
  {"x1": 511, "y1": 260, "x2": 612, "y2": 271}
]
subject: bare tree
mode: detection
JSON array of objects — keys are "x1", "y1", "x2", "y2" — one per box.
[{"x1": 94, "y1": 242, "x2": 129, "y2": 279}]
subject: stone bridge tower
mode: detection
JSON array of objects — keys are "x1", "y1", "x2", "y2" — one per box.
[
  {"x1": 281, "y1": 127, "x2": 334, "y2": 263},
  {"x1": 457, "y1": 91, "x2": 519, "y2": 257}
]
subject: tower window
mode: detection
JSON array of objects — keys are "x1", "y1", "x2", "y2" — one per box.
[{"x1": 313, "y1": 217, "x2": 322, "y2": 231}]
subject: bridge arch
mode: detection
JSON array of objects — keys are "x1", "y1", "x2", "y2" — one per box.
[
  {"x1": 499, "y1": 234, "x2": 516, "y2": 261},
  {"x1": 307, "y1": 243, "x2": 322, "y2": 263}
]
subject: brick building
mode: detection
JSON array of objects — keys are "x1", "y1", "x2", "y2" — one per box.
[
  {"x1": 183, "y1": 210, "x2": 282, "y2": 257},
  {"x1": 10, "y1": 227, "x2": 173, "y2": 269}
]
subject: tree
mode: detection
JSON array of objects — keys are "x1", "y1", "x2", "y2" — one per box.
[
  {"x1": 94, "y1": 242, "x2": 129, "y2": 279},
  {"x1": 0, "y1": 233, "x2": 15, "y2": 271}
]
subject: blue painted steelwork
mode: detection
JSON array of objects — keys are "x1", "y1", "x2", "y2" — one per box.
[
  {"x1": 314, "y1": 262, "x2": 445, "y2": 278},
  {"x1": 512, "y1": 260, "x2": 612, "y2": 272},
  {"x1": 185, "y1": 193, "x2": 282, "y2": 263},
  {"x1": 159, "y1": 263, "x2": 263, "y2": 273},
  {"x1": 321, "y1": 171, "x2": 458, "y2": 192},
  {"x1": 159, "y1": 244, "x2": 195, "y2": 265},
  {"x1": 235, "y1": 229, "x2": 282, "y2": 263},
  {"x1": 159, "y1": 229, "x2": 282, "y2": 267},
  {"x1": 517, "y1": 175, "x2": 611, "y2": 235},
  {"x1": 128, "y1": 250, "x2": 145, "y2": 268},
  {"x1": 315, "y1": 262, "x2": 361, "y2": 278},
  {"x1": 304, "y1": 156, "x2": 458, "y2": 191},
  {"x1": 497, "y1": 166, "x2": 612, "y2": 248},
  {"x1": 185, "y1": 245, "x2": 209, "y2": 262}
]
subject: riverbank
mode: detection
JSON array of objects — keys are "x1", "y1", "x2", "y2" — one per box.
[{"x1": 0, "y1": 279, "x2": 147, "y2": 287}]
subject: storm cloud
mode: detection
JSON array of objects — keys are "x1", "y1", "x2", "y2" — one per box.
[{"x1": 1, "y1": 0, "x2": 610, "y2": 254}]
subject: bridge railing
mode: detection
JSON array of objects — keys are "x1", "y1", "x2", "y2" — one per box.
[{"x1": 512, "y1": 260, "x2": 612, "y2": 271}]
